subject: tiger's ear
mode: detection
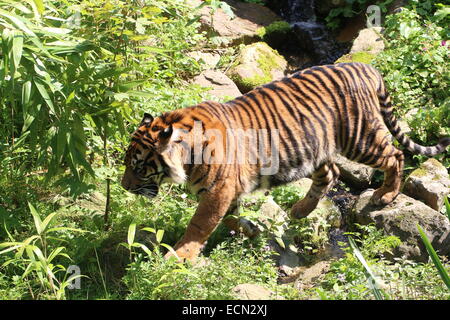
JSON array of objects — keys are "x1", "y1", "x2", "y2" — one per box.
[{"x1": 140, "y1": 113, "x2": 153, "y2": 126}]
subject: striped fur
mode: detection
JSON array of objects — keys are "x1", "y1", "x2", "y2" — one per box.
[{"x1": 121, "y1": 62, "x2": 450, "y2": 261}]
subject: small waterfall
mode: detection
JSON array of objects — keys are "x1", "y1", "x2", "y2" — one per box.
[{"x1": 266, "y1": 0, "x2": 348, "y2": 66}]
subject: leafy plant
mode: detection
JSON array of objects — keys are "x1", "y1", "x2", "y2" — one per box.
[
  {"x1": 325, "y1": 0, "x2": 394, "y2": 30},
  {"x1": 373, "y1": 8, "x2": 450, "y2": 158},
  {"x1": 0, "y1": 203, "x2": 85, "y2": 299}
]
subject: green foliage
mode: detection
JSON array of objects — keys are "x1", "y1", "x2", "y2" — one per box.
[
  {"x1": 373, "y1": 8, "x2": 449, "y2": 150},
  {"x1": 0, "y1": 203, "x2": 85, "y2": 299},
  {"x1": 326, "y1": 0, "x2": 394, "y2": 30},
  {"x1": 0, "y1": 0, "x2": 206, "y2": 195},
  {"x1": 313, "y1": 225, "x2": 449, "y2": 300},
  {"x1": 124, "y1": 237, "x2": 298, "y2": 300},
  {"x1": 417, "y1": 224, "x2": 450, "y2": 291}
]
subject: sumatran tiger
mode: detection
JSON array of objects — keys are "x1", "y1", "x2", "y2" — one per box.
[{"x1": 121, "y1": 62, "x2": 450, "y2": 262}]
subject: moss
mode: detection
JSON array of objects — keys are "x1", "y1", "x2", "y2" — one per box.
[
  {"x1": 409, "y1": 167, "x2": 428, "y2": 178},
  {"x1": 335, "y1": 51, "x2": 375, "y2": 64},
  {"x1": 257, "y1": 21, "x2": 292, "y2": 47},
  {"x1": 229, "y1": 42, "x2": 286, "y2": 92}
]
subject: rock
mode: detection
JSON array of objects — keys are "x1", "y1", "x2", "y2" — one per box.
[
  {"x1": 352, "y1": 189, "x2": 450, "y2": 262},
  {"x1": 295, "y1": 260, "x2": 331, "y2": 291},
  {"x1": 294, "y1": 197, "x2": 342, "y2": 250},
  {"x1": 335, "y1": 27, "x2": 384, "y2": 64},
  {"x1": 316, "y1": 0, "x2": 346, "y2": 16},
  {"x1": 265, "y1": 0, "x2": 315, "y2": 23},
  {"x1": 187, "y1": 0, "x2": 281, "y2": 45},
  {"x1": 258, "y1": 197, "x2": 300, "y2": 276},
  {"x1": 259, "y1": 196, "x2": 289, "y2": 232},
  {"x1": 192, "y1": 70, "x2": 242, "y2": 99},
  {"x1": 350, "y1": 27, "x2": 384, "y2": 56},
  {"x1": 335, "y1": 51, "x2": 375, "y2": 64},
  {"x1": 256, "y1": 21, "x2": 293, "y2": 48},
  {"x1": 387, "y1": 0, "x2": 408, "y2": 14},
  {"x1": 232, "y1": 283, "x2": 281, "y2": 300},
  {"x1": 227, "y1": 42, "x2": 287, "y2": 93},
  {"x1": 403, "y1": 159, "x2": 450, "y2": 212},
  {"x1": 334, "y1": 154, "x2": 375, "y2": 188},
  {"x1": 187, "y1": 51, "x2": 221, "y2": 70},
  {"x1": 288, "y1": 178, "x2": 313, "y2": 193}
]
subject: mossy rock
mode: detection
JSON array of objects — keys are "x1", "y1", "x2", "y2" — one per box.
[
  {"x1": 227, "y1": 42, "x2": 287, "y2": 93},
  {"x1": 257, "y1": 21, "x2": 292, "y2": 48},
  {"x1": 335, "y1": 51, "x2": 375, "y2": 64}
]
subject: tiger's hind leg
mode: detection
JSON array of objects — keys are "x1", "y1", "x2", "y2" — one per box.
[
  {"x1": 361, "y1": 140, "x2": 404, "y2": 205},
  {"x1": 291, "y1": 162, "x2": 340, "y2": 219}
]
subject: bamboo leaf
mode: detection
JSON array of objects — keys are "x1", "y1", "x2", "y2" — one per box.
[
  {"x1": 127, "y1": 223, "x2": 136, "y2": 246},
  {"x1": 348, "y1": 236, "x2": 386, "y2": 300},
  {"x1": 417, "y1": 224, "x2": 450, "y2": 290},
  {"x1": 11, "y1": 31, "x2": 24, "y2": 70},
  {"x1": 28, "y1": 202, "x2": 42, "y2": 235},
  {"x1": 156, "y1": 229, "x2": 164, "y2": 243}
]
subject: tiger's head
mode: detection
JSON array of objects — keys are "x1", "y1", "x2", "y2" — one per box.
[{"x1": 121, "y1": 112, "x2": 188, "y2": 199}]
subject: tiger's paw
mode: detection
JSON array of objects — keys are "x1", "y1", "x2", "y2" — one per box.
[
  {"x1": 370, "y1": 189, "x2": 398, "y2": 206},
  {"x1": 239, "y1": 218, "x2": 261, "y2": 239},
  {"x1": 163, "y1": 242, "x2": 201, "y2": 263}
]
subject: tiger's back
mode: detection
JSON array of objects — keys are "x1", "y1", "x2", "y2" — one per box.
[{"x1": 122, "y1": 62, "x2": 450, "y2": 261}]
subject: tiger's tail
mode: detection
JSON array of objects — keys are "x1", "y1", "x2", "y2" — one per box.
[{"x1": 378, "y1": 89, "x2": 450, "y2": 157}]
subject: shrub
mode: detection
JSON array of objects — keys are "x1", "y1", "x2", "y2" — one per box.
[{"x1": 373, "y1": 8, "x2": 450, "y2": 152}]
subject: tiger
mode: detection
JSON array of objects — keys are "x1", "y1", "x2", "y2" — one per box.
[{"x1": 121, "y1": 62, "x2": 450, "y2": 262}]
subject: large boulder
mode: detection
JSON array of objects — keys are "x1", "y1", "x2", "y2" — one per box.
[
  {"x1": 192, "y1": 70, "x2": 242, "y2": 99},
  {"x1": 352, "y1": 189, "x2": 450, "y2": 262},
  {"x1": 403, "y1": 158, "x2": 450, "y2": 212},
  {"x1": 227, "y1": 42, "x2": 287, "y2": 93},
  {"x1": 333, "y1": 154, "x2": 375, "y2": 188},
  {"x1": 335, "y1": 27, "x2": 384, "y2": 64},
  {"x1": 187, "y1": 0, "x2": 281, "y2": 45},
  {"x1": 350, "y1": 27, "x2": 384, "y2": 56}
]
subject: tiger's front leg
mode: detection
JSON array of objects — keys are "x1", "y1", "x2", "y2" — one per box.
[{"x1": 164, "y1": 182, "x2": 236, "y2": 262}]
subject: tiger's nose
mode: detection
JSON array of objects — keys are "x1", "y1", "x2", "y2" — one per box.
[{"x1": 121, "y1": 168, "x2": 137, "y2": 191}]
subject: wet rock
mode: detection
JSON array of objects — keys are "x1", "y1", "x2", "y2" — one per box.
[
  {"x1": 403, "y1": 159, "x2": 450, "y2": 212},
  {"x1": 266, "y1": 0, "x2": 315, "y2": 23},
  {"x1": 294, "y1": 197, "x2": 342, "y2": 251},
  {"x1": 227, "y1": 42, "x2": 287, "y2": 93},
  {"x1": 352, "y1": 189, "x2": 450, "y2": 262},
  {"x1": 192, "y1": 70, "x2": 242, "y2": 99},
  {"x1": 232, "y1": 283, "x2": 281, "y2": 300},
  {"x1": 334, "y1": 154, "x2": 375, "y2": 188},
  {"x1": 187, "y1": 0, "x2": 281, "y2": 45}
]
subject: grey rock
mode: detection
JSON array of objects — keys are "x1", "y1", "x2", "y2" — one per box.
[
  {"x1": 403, "y1": 158, "x2": 450, "y2": 212},
  {"x1": 334, "y1": 154, "x2": 375, "y2": 188},
  {"x1": 187, "y1": 0, "x2": 281, "y2": 45},
  {"x1": 192, "y1": 70, "x2": 242, "y2": 99},
  {"x1": 352, "y1": 189, "x2": 450, "y2": 262}
]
